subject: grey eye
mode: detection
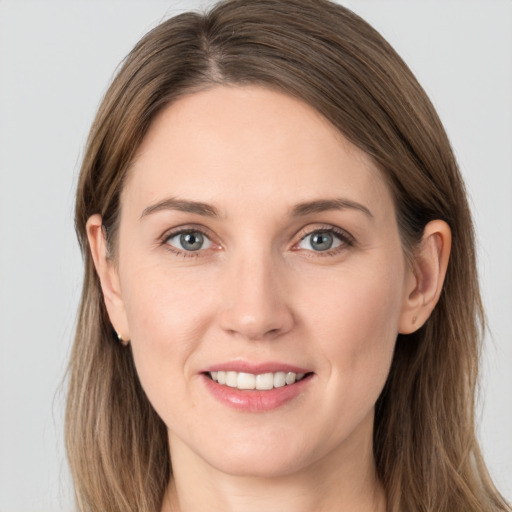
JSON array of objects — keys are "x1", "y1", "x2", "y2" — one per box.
[
  {"x1": 180, "y1": 232, "x2": 204, "y2": 251},
  {"x1": 167, "y1": 231, "x2": 211, "y2": 252},
  {"x1": 310, "y1": 232, "x2": 334, "y2": 251},
  {"x1": 299, "y1": 231, "x2": 343, "y2": 252}
]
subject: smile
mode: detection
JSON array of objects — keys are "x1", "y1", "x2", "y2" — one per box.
[{"x1": 208, "y1": 371, "x2": 307, "y2": 391}]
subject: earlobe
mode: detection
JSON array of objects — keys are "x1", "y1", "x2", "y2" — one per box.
[
  {"x1": 398, "y1": 220, "x2": 451, "y2": 334},
  {"x1": 86, "y1": 214, "x2": 130, "y2": 341}
]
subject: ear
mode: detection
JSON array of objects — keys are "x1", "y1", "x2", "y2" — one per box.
[
  {"x1": 398, "y1": 220, "x2": 451, "y2": 334},
  {"x1": 86, "y1": 214, "x2": 130, "y2": 342}
]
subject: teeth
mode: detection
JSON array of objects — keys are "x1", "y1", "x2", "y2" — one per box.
[
  {"x1": 226, "y1": 371, "x2": 238, "y2": 387},
  {"x1": 237, "y1": 372, "x2": 256, "y2": 390},
  {"x1": 208, "y1": 370, "x2": 307, "y2": 390},
  {"x1": 256, "y1": 373, "x2": 273, "y2": 390},
  {"x1": 273, "y1": 371, "x2": 286, "y2": 388},
  {"x1": 285, "y1": 372, "x2": 296, "y2": 385}
]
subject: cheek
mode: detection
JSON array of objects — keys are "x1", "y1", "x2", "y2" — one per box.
[
  {"x1": 302, "y1": 256, "x2": 405, "y2": 404},
  {"x1": 118, "y1": 265, "x2": 219, "y2": 431},
  {"x1": 123, "y1": 261, "x2": 215, "y2": 340},
  {"x1": 119, "y1": 262, "x2": 218, "y2": 390}
]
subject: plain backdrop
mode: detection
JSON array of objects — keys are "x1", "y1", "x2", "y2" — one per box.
[{"x1": 0, "y1": 1, "x2": 510, "y2": 510}]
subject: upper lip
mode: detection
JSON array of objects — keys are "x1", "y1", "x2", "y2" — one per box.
[{"x1": 201, "y1": 361, "x2": 312, "y2": 375}]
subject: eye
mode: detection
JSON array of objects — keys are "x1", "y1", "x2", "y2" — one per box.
[
  {"x1": 165, "y1": 230, "x2": 212, "y2": 252},
  {"x1": 296, "y1": 229, "x2": 351, "y2": 252}
]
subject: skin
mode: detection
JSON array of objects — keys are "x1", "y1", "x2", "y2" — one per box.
[{"x1": 88, "y1": 85, "x2": 451, "y2": 512}]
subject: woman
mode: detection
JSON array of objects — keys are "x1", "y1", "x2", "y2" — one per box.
[{"x1": 65, "y1": 0, "x2": 511, "y2": 511}]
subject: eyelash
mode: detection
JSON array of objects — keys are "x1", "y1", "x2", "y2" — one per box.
[
  {"x1": 160, "y1": 225, "x2": 355, "y2": 258},
  {"x1": 160, "y1": 227, "x2": 216, "y2": 258},
  {"x1": 294, "y1": 226, "x2": 355, "y2": 257}
]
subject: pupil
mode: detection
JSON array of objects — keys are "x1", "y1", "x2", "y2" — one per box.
[
  {"x1": 180, "y1": 232, "x2": 203, "y2": 251},
  {"x1": 311, "y1": 232, "x2": 333, "y2": 251}
]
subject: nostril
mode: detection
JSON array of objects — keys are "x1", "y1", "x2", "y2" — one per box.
[{"x1": 217, "y1": 285, "x2": 295, "y2": 340}]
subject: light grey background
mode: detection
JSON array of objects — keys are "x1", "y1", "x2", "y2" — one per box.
[{"x1": 0, "y1": 1, "x2": 510, "y2": 510}]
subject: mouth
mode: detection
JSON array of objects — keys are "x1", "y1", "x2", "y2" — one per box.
[
  {"x1": 201, "y1": 364, "x2": 314, "y2": 411},
  {"x1": 206, "y1": 370, "x2": 310, "y2": 391}
]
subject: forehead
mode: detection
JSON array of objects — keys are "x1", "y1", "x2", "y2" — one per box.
[{"x1": 123, "y1": 85, "x2": 393, "y2": 218}]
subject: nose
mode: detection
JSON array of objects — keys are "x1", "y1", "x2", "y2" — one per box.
[{"x1": 218, "y1": 249, "x2": 295, "y2": 341}]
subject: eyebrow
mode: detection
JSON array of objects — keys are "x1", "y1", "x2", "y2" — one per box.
[
  {"x1": 139, "y1": 196, "x2": 373, "y2": 220},
  {"x1": 140, "y1": 197, "x2": 219, "y2": 219},
  {"x1": 291, "y1": 198, "x2": 373, "y2": 218}
]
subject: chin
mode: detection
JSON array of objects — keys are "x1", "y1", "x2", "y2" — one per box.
[{"x1": 201, "y1": 436, "x2": 317, "y2": 479}]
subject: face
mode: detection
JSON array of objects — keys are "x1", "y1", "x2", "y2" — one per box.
[{"x1": 99, "y1": 85, "x2": 418, "y2": 478}]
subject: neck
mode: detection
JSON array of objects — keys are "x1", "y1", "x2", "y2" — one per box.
[{"x1": 161, "y1": 416, "x2": 386, "y2": 512}]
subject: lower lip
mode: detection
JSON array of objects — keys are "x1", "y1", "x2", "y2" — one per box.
[{"x1": 201, "y1": 374, "x2": 312, "y2": 412}]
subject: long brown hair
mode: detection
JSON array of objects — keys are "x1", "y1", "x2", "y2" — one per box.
[{"x1": 66, "y1": 1, "x2": 511, "y2": 511}]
